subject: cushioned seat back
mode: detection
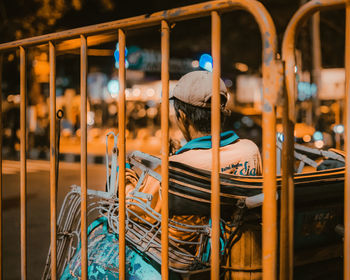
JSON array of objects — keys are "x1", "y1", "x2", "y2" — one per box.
[{"x1": 168, "y1": 161, "x2": 262, "y2": 218}]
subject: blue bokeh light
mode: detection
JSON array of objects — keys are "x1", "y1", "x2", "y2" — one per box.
[
  {"x1": 107, "y1": 80, "x2": 120, "y2": 97},
  {"x1": 297, "y1": 82, "x2": 317, "y2": 101},
  {"x1": 313, "y1": 131, "x2": 323, "y2": 141},
  {"x1": 333, "y1": 124, "x2": 344, "y2": 134},
  {"x1": 114, "y1": 43, "x2": 129, "y2": 69},
  {"x1": 199, "y1": 54, "x2": 213, "y2": 72}
]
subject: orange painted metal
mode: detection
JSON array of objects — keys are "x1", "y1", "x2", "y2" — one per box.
[
  {"x1": 160, "y1": 20, "x2": 170, "y2": 280},
  {"x1": 281, "y1": 1, "x2": 346, "y2": 279},
  {"x1": 345, "y1": 1, "x2": 350, "y2": 279},
  {"x1": 0, "y1": 54, "x2": 3, "y2": 280},
  {"x1": 20, "y1": 46, "x2": 27, "y2": 280},
  {"x1": 211, "y1": 11, "x2": 221, "y2": 280},
  {"x1": 118, "y1": 29, "x2": 126, "y2": 280},
  {"x1": 49, "y1": 41, "x2": 57, "y2": 280},
  {"x1": 0, "y1": 1, "x2": 281, "y2": 279},
  {"x1": 80, "y1": 35, "x2": 88, "y2": 280},
  {"x1": 248, "y1": 5, "x2": 279, "y2": 280},
  {"x1": 280, "y1": 72, "x2": 294, "y2": 280},
  {"x1": 261, "y1": 68, "x2": 278, "y2": 277},
  {"x1": 0, "y1": 0, "x2": 278, "y2": 51}
]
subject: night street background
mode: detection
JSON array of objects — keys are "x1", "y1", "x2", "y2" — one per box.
[
  {"x1": 0, "y1": 0, "x2": 348, "y2": 279},
  {"x1": 3, "y1": 161, "x2": 105, "y2": 279}
]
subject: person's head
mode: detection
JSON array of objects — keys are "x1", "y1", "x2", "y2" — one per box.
[{"x1": 170, "y1": 71, "x2": 228, "y2": 141}]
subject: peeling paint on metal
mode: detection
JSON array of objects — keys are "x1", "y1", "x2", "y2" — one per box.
[
  {"x1": 258, "y1": 10, "x2": 269, "y2": 26},
  {"x1": 263, "y1": 51, "x2": 273, "y2": 66},
  {"x1": 204, "y1": 4, "x2": 212, "y2": 9},
  {"x1": 263, "y1": 102, "x2": 272, "y2": 112},
  {"x1": 170, "y1": 8, "x2": 183, "y2": 17}
]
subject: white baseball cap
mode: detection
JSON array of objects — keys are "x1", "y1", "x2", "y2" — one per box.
[{"x1": 170, "y1": 71, "x2": 228, "y2": 108}]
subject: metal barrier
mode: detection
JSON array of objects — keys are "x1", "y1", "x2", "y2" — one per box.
[
  {"x1": 0, "y1": 0, "x2": 280, "y2": 279},
  {"x1": 281, "y1": 0, "x2": 350, "y2": 279}
]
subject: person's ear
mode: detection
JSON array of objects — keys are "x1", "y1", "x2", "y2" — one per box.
[
  {"x1": 178, "y1": 109, "x2": 187, "y2": 124},
  {"x1": 176, "y1": 109, "x2": 191, "y2": 141}
]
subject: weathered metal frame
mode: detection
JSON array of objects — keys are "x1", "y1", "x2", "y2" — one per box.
[
  {"x1": 281, "y1": 0, "x2": 349, "y2": 279},
  {"x1": 0, "y1": 54, "x2": 2, "y2": 280},
  {"x1": 0, "y1": 0, "x2": 279, "y2": 279}
]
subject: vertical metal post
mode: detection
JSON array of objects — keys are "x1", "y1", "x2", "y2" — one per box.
[
  {"x1": 80, "y1": 35, "x2": 88, "y2": 280},
  {"x1": 282, "y1": 12, "x2": 298, "y2": 280},
  {"x1": 211, "y1": 11, "x2": 221, "y2": 280},
  {"x1": 118, "y1": 28, "x2": 126, "y2": 280},
  {"x1": 19, "y1": 46, "x2": 27, "y2": 280},
  {"x1": 311, "y1": 12, "x2": 322, "y2": 123},
  {"x1": 161, "y1": 19, "x2": 170, "y2": 280},
  {"x1": 49, "y1": 41, "x2": 57, "y2": 280},
  {"x1": 280, "y1": 84, "x2": 294, "y2": 280},
  {"x1": 344, "y1": 1, "x2": 350, "y2": 279},
  {"x1": 0, "y1": 53, "x2": 3, "y2": 280},
  {"x1": 262, "y1": 40, "x2": 277, "y2": 280}
]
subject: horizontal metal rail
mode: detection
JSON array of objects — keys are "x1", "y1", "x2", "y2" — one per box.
[{"x1": 1, "y1": 0, "x2": 273, "y2": 51}]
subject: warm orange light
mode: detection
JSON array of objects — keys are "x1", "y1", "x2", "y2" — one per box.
[
  {"x1": 303, "y1": 134, "x2": 311, "y2": 142},
  {"x1": 235, "y1": 62, "x2": 249, "y2": 72}
]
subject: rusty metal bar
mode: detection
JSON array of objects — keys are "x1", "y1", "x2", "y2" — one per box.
[
  {"x1": 20, "y1": 46, "x2": 27, "y2": 280},
  {"x1": 311, "y1": 12, "x2": 322, "y2": 123},
  {"x1": 80, "y1": 35, "x2": 88, "y2": 280},
  {"x1": 261, "y1": 54, "x2": 278, "y2": 279},
  {"x1": 345, "y1": 1, "x2": 350, "y2": 279},
  {"x1": 211, "y1": 10, "x2": 221, "y2": 280},
  {"x1": 281, "y1": 1, "x2": 346, "y2": 279},
  {"x1": 118, "y1": 28, "x2": 126, "y2": 280},
  {"x1": 280, "y1": 71, "x2": 293, "y2": 280},
  {"x1": 0, "y1": 0, "x2": 280, "y2": 52},
  {"x1": 160, "y1": 20, "x2": 170, "y2": 280},
  {"x1": 0, "y1": 53, "x2": 3, "y2": 280},
  {"x1": 0, "y1": 2, "x2": 281, "y2": 279},
  {"x1": 254, "y1": 5, "x2": 279, "y2": 280},
  {"x1": 49, "y1": 41, "x2": 57, "y2": 280}
]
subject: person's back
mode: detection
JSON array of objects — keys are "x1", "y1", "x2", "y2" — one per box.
[
  {"x1": 168, "y1": 71, "x2": 261, "y2": 176},
  {"x1": 171, "y1": 136, "x2": 261, "y2": 176}
]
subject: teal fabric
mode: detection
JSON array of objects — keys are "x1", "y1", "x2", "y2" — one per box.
[
  {"x1": 60, "y1": 217, "x2": 179, "y2": 280},
  {"x1": 116, "y1": 163, "x2": 131, "y2": 172},
  {"x1": 175, "y1": 130, "x2": 239, "y2": 155}
]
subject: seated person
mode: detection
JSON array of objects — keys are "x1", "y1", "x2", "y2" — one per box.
[
  {"x1": 128, "y1": 71, "x2": 262, "y2": 220},
  {"x1": 169, "y1": 71, "x2": 261, "y2": 176},
  {"x1": 61, "y1": 71, "x2": 261, "y2": 279}
]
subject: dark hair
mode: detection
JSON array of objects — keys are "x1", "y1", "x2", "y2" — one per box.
[{"x1": 173, "y1": 97, "x2": 227, "y2": 134}]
